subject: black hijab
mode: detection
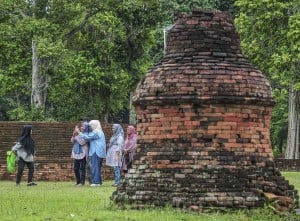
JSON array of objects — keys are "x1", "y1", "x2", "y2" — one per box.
[{"x1": 18, "y1": 125, "x2": 36, "y2": 155}]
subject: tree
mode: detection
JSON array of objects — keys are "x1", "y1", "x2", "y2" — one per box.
[
  {"x1": 0, "y1": 0, "x2": 67, "y2": 119},
  {"x1": 0, "y1": 0, "x2": 238, "y2": 122},
  {"x1": 0, "y1": 0, "x2": 34, "y2": 119},
  {"x1": 235, "y1": 0, "x2": 300, "y2": 159},
  {"x1": 49, "y1": 0, "x2": 165, "y2": 121},
  {"x1": 0, "y1": 0, "x2": 166, "y2": 122}
]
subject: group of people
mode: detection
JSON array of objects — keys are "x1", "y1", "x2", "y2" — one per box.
[
  {"x1": 11, "y1": 121, "x2": 137, "y2": 187},
  {"x1": 71, "y1": 120, "x2": 137, "y2": 187}
]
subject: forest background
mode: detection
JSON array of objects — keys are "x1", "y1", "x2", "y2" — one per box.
[{"x1": 0, "y1": 0, "x2": 299, "y2": 159}]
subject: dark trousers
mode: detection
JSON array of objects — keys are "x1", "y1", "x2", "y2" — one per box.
[
  {"x1": 74, "y1": 158, "x2": 86, "y2": 185},
  {"x1": 16, "y1": 158, "x2": 34, "y2": 184}
]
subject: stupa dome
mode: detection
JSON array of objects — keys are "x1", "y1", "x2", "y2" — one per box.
[{"x1": 134, "y1": 10, "x2": 274, "y2": 106}]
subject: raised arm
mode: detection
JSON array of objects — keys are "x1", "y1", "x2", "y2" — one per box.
[{"x1": 79, "y1": 131, "x2": 100, "y2": 141}]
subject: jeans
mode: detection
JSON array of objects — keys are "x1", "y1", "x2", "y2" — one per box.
[
  {"x1": 74, "y1": 158, "x2": 86, "y2": 185},
  {"x1": 86, "y1": 156, "x2": 92, "y2": 184},
  {"x1": 113, "y1": 166, "x2": 121, "y2": 185},
  {"x1": 16, "y1": 158, "x2": 34, "y2": 184},
  {"x1": 90, "y1": 153, "x2": 103, "y2": 184}
]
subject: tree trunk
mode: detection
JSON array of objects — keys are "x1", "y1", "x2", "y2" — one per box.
[
  {"x1": 31, "y1": 40, "x2": 48, "y2": 108},
  {"x1": 129, "y1": 92, "x2": 136, "y2": 125},
  {"x1": 285, "y1": 84, "x2": 300, "y2": 159},
  {"x1": 296, "y1": 116, "x2": 299, "y2": 159},
  {"x1": 31, "y1": 0, "x2": 47, "y2": 109}
]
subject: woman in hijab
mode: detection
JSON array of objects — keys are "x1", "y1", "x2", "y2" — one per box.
[
  {"x1": 121, "y1": 125, "x2": 137, "y2": 173},
  {"x1": 13, "y1": 125, "x2": 37, "y2": 186},
  {"x1": 106, "y1": 124, "x2": 124, "y2": 187},
  {"x1": 77, "y1": 120, "x2": 106, "y2": 187}
]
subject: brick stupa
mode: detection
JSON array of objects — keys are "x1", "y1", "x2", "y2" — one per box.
[{"x1": 113, "y1": 10, "x2": 298, "y2": 210}]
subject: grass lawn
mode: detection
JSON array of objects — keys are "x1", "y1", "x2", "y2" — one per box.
[{"x1": 0, "y1": 172, "x2": 299, "y2": 221}]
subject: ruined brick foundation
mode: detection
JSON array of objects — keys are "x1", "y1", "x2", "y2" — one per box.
[{"x1": 113, "y1": 9, "x2": 298, "y2": 210}]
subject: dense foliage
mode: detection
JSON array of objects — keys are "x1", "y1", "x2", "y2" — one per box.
[
  {"x1": 0, "y1": 0, "x2": 233, "y2": 122},
  {"x1": 0, "y1": 0, "x2": 161, "y2": 121}
]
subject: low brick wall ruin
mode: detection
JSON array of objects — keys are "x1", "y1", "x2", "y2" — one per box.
[{"x1": 274, "y1": 159, "x2": 300, "y2": 171}]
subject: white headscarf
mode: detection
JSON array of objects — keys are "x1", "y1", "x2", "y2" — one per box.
[{"x1": 89, "y1": 120, "x2": 102, "y2": 131}]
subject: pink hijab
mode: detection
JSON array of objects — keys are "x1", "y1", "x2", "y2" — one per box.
[{"x1": 124, "y1": 125, "x2": 137, "y2": 151}]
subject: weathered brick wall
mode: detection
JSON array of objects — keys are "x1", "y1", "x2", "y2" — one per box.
[
  {"x1": 0, "y1": 121, "x2": 127, "y2": 182},
  {"x1": 274, "y1": 159, "x2": 300, "y2": 171},
  {"x1": 117, "y1": 104, "x2": 296, "y2": 208}
]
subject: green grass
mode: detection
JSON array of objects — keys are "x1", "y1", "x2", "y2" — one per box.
[
  {"x1": 281, "y1": 171, "x2": 300, "y2": 190},
  {"x1": 0, "y1": 172, "x2": 299, "y2": 221}
]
